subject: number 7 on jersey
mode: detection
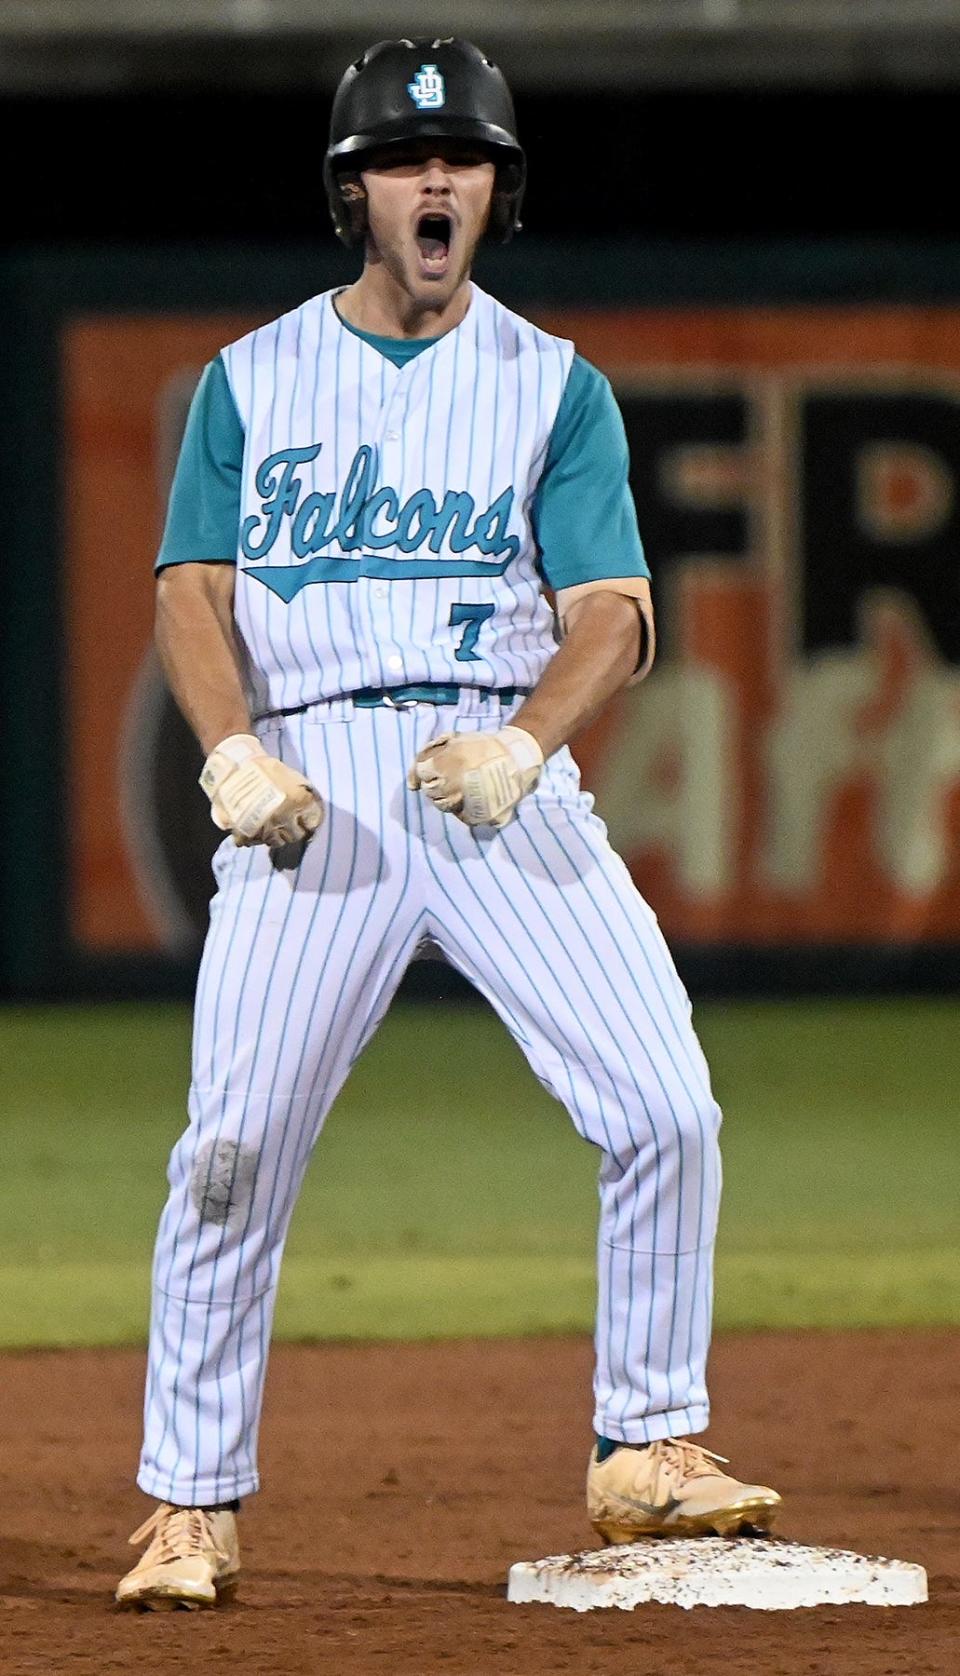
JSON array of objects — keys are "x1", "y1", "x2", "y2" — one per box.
[{"x1": 449, "y1": 603, "x2": 495, "y2": 662}]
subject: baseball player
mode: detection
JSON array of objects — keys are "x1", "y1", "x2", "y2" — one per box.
[{"x1": 116, "y1": 38, "x2": 780, "y2": 1609}]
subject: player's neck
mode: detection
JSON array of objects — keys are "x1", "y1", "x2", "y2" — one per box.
[{"x1": 336, "y1": 266, "x2": 473, "y2": 341}]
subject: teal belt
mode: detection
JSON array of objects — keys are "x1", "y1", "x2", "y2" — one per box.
[
  {"x1": 270, "y1": 683, "x2": 528, "y2": 722},
  {"x1": 351, "y1": 683, "x2": 527, "y2": 709}
]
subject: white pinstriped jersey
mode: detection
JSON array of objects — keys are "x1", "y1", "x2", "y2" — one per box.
[
  {"x1": 224, "y1": 286, "x2": 569, "y2": 713},
  {"x1": 158, "y1": 283, "x2": 648, "y2": 718}
]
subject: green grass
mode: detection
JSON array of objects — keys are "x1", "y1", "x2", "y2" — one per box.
[{"x1": 1, "y1": 999, "x2": 957, "y2": 1347}]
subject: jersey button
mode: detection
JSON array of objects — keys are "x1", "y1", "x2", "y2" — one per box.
[
  {"x1": 374, "y1": 585, "x2": 388, "y2": 598},
  {"x1": 385, "y1": 430, "x2": 399, "y2": 441},
  {"x1": 386, "y1": 655, "x2": 404, "y2": 672}
]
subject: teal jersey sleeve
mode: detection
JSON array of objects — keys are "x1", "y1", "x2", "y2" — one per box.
[
  {"x1": 155, "y1": 355, "x2": 244, "y2": 572},
  {"x1": 532, "y1": 354, "x2": 649, "y2": 591}
]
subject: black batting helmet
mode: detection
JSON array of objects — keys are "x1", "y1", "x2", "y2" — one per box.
[{"x1": 324, "y1": 38, "x2": 526, "y2": 248}]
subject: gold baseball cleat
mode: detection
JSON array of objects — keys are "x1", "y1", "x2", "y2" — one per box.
[
  {"x1": 115, "y1": 1503, "x2": 240, "y2": 1610},
  {"x1": 587, "y1": 1437, "x2": 782, "y2": 1544}
]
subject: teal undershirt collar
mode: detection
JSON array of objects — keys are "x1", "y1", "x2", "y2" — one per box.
[{"x1": 335, "y1": 304, "x2": 442, "y2": 368}]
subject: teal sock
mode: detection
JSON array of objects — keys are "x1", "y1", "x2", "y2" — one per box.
[{"x1": 596, "y1": 1436, "x2": 652, "y2": 1462}]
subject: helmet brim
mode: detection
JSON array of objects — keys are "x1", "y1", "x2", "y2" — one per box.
[{"x1": 326, "y1": 116, "x2": 524, "y2": 174}]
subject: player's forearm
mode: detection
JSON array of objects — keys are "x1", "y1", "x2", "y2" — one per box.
[
  {"x1": 155, "y1": 563, "x2": 252, "y2": 757},
  {"x1": 511, "y1": 592, "x2": 641, "y2": 759}
]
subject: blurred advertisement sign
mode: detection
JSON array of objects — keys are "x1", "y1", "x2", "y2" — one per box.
[
  {"x1": 63, "y1": 308, "x2": 960, "y2": 953},
  {"x1": 63, "y1": 317, "x2": 255, "y2": 955}
]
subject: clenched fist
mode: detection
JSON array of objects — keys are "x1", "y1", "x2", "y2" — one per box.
[
  {"x1": 200, "y1": 734, "x2": 324, "y2": 848},
  {"x1": 407, "y1": 726, "x2": 543, "y2": 828}
]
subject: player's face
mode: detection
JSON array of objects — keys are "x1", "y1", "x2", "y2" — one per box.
[{"x1": 361, "y1": 141, "x2": 496, "y2": 304}]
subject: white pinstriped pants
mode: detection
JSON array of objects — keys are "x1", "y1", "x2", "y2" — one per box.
[{"x1": 138, "y1": 691, "x2": 722, "y2": 1505}]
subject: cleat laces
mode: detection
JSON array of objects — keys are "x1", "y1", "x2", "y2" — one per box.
[
  {"x1": 127, "y1": 1504, "x2": 229, "y2": 1567},
  {"x1": 643, "y1": 1439, "x2": 730, "y2": 1488}
]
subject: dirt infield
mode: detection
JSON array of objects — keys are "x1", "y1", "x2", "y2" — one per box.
[{"x1": 0, "y1": 1330, "x2": 955, "y2": 1675}]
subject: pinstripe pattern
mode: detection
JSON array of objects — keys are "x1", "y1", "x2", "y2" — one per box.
[
  {"x1": 220, "y1": 286, "x2": 572, "y2": 716},
  {"x1": 138, "y1": 277, "x2": 719, "y2": 1507},
  {"x1": 138, "y1": 701, "x2": 722, "y2": 1501}
]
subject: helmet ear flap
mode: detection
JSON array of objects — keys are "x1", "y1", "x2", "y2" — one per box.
[
  {"x1": 487, "y1": 160, "x2": 525, "y2": 244},
  {"x1": 330, "y1": 172, "x2": 368, "y2": 248}
]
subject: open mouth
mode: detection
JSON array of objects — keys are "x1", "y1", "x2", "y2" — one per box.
[{"x1": 415, "y1": 212, "x2": 453, "y2": 276}]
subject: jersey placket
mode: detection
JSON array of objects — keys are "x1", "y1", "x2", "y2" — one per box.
[{"x1": 366, "y1": 352, "x2": 426, "y2": 687}]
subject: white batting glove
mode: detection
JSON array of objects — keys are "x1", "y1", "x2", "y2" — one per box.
[
  {"x1": 199, "y1": 733, "x2": 325, "y2": 849},
  {"x1": 407, "y1": 726, "x2": 543, "y2": 828}
]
